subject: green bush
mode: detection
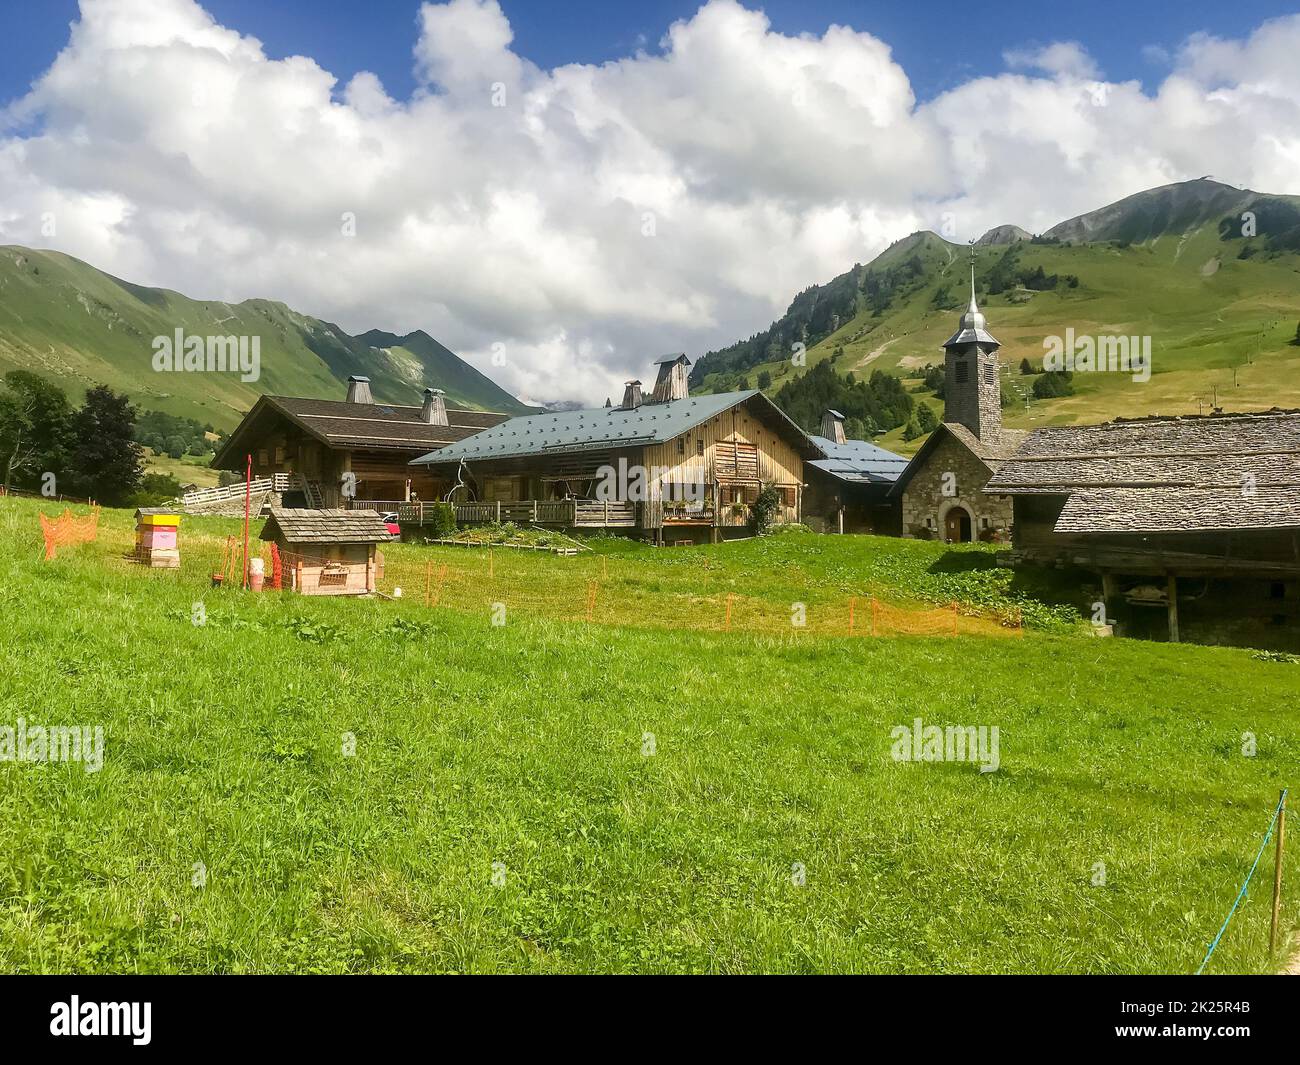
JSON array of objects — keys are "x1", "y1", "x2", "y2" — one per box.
[
  {"x1": 424, "y1": 501, "x2": 456, "y2": 539},
  {"x1": 750, "y1": 485, "x2": 782, "y2": 535}
]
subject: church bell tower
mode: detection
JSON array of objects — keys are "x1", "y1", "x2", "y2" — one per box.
[{"x1": 942, "y1": 250, "x2": 1002, "y2": 439}]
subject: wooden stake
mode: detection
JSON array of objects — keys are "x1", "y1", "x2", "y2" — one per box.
[
  {"x1": 724, "y1": 593, "x2": 734, "y2": 632},
  {"x1": 952, "y1": 600, "x2": 959, "y2": 637},
  {"x1": 424, "y1": 561, "x2": 432, "y2": 607},
  {"x1": 1271, "y1": 789, "x2": 1287, "y2": 953},
  {"x1": 586, "y1": 579, "x2": 597, "y2": 623},
  {"x1": 871, "y1": 597, "x2": 878, "y2": 637},
  {"x1": 848, "y1": 596, "x2": 856, "y2": 636}
]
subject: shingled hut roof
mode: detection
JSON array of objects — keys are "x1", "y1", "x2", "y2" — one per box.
[
  {"x1": 259, "y1": 508, "x2": 395, "y2": 544},
  {"x1": 984, "y1": 409, "x2": 1300, "y2": 533}
]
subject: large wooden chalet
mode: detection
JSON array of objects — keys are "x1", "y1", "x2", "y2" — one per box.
[
  {"x1": 408, "y1": 355, "x2": 825, "y2": 543},
  {"x1": 212, "y1": 377, "x2": 509, "y2": 509},
  {"x1": 984, "y1": 410, "x2": 1300, "y2": 650}
]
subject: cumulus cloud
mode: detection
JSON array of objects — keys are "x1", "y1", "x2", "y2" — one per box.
[{"x1": 1, "y1": 0, "x2": 1299, "y2": 403}]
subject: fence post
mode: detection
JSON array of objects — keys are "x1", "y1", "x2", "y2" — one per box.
[
  {"x1": 724, "y1": 593, "x2": 734, "y2": 632},
  {"x1": 1271, "y1": 789, "x2": 1288, "y2": 953},
  {"x1": 425, "y1": 561, "x2": 432, "y2": 607},
  {"x1": 871, "y1": 598, "x2": 878, "y2": 637},
  {"x1": 952, "y1": 601, "x2": 959, "y2": 636},
  {"x1": 848, "y1": 596, "x2": 856, "y2": 636},
  {"x1": 496, "y1": 501, "x2": 502, "y2": 523}
]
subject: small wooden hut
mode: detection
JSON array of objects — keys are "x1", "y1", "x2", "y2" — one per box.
[{"x1": 259, "y1": 508, "x2": 394, "y2": 596}]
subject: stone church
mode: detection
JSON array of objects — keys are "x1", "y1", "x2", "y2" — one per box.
[{"x1": 889, "y1": 268, "x2": 1025, "y2": 542}]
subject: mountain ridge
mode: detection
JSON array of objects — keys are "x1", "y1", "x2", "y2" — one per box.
[{"x1": 0, "y1": 245, "x2": 535, "y2": 430}]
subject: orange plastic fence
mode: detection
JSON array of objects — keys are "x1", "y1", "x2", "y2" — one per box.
[{"x1": 38, "y1": 506, "x2": 100, "y2": 560}]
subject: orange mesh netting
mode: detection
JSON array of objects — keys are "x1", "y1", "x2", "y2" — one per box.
[{"x1": 39, "y1": 506, "x2": 100, "y2": 560}]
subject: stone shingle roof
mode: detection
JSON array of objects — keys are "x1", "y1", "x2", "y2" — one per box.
[
  {"x1": 412, "y1": 391, "x2": 825, "y2": 465},
  {"x1": 259, "y1": 508, "x2": 395, "y2": 544},
  {"x1": 984, "y1": 410, "x2": 1300, "y2": 533},
  {"x1": 807, "y1": 436, "x2": 908, "y2": 485}
]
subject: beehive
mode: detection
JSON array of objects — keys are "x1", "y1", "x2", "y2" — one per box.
[{"x1": 133, "y1": 508, "x2": 181, "y2": 568}]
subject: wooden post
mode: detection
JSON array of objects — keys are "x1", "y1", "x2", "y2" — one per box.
[
  {"x1": 724, "y1": 593, "x2": 734, "y2": 632},
  {"x1": 496, "y1": 500, "x2": 502, "y2": 523},
  {"x1": 848, "y1": 596, "x2": 856, "y2": 636},
  {"x1": 532, "y1": 500, "x2": 538, "y2": 523},
  {"x1": 1166, "y1": 573, "x2": 1180, "y2": 643},
  {"x1": 871, "y1": 598, "x2": 878, "y2": 637},
  {"x1": 952, "y1": 601, "x2": 959, "y2": 636},
  {"x1": 586, "y1": 579, "x2": 596, "y2": 623},
  {"x1": 424, "y1": 561, "x2": 432, "y2": 607},
  {"x1": 1271, "y1": 789, "x2": 1287, "y2": 953}
]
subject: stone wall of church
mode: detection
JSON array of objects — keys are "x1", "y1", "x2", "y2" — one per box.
[{"x1": 900, "y1": 433, "x2": 1015, "y2": 542}]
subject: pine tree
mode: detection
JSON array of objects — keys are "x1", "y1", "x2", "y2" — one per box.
[{"x1": 66, "y1": 385, "x2": 143, "y2": 505}]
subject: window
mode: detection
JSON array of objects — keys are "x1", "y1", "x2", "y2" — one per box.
[
  {"x1": 955, "y1": 363, "x2": 969, "y2": 384},
  {"x1": 696, "y1": 440, "x2": 704, "y2": 456},
  {"x1": 780, "y1": 486, "x2": 796, "y2": 508},
  {"x1": 257, "y1": 449, "x2": 268, "y2": 467},
  {"x1": 981, "y1": 517, "x2": 990, "y2": 529},
  {"x1": 926, "y1": 517, "x2": 934, "y2": 528},
  {"x1": 274, "y1": 446, "x2": 285, "y2": 464}
]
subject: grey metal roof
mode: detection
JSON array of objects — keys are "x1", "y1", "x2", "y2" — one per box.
[
  {"x1": 412, "y1": 390, "x2": 824, "y2": 465},
  {"x1": 808, "y1": 436, "x2": 908, "y2": 484},
  {"x1": 654, "y1": 353, "x2": 690, "y2": 365}
]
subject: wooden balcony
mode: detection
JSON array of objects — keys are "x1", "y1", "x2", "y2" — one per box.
[{"x1": 398, "y1": 499, "x2": 638, "y2": 529}]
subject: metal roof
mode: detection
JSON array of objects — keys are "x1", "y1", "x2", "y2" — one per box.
[
  {"x1": 412, "y1": 390, "x2": 824, "y2": 465},
  {"x1": 807, "y1": 436, "x2": 908, "y2": 484}
]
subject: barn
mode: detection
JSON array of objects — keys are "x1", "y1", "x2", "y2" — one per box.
[
  {"x1": 984, "y1": 410, "x2": 1300, "y2": 649},
  {"x1": 213, "y1": 378, "x2": 509, "y2": 510}
]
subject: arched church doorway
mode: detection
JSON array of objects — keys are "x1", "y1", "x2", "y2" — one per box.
[{"x1": 944, "y1": 506, "x2": 972, "y2": 543}]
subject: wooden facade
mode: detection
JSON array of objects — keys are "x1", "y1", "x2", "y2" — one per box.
[
  {"x1": 259, "y1": 508, "x2": 394, "y2": 596},
  {"x1": 214, "y1": 385, "x2": 510, "y2": 509},
  {"x1": 410, "y1": 386, "x2": 823, "y2": 542}
]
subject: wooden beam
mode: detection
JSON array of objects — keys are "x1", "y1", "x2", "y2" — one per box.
[{"x1": 1166, "y1": 573, "x2": 1179, "y2": 643}]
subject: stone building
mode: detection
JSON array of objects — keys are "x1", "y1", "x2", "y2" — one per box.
[{"x1": 889, "y1": 266, "x2": 1024, "y2": 541}]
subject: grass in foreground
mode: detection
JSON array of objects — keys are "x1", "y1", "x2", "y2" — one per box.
[{"x1": 0, "y1": 498, "x2": 1296, "y2": 973}]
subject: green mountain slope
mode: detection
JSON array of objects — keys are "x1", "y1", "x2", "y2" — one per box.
[
  {"x1": 691, "y1": 179, "x2": 1300, "y2": 454},
  {"x1": 0, "y1": 246, "x2": 534, "y2": 430}
]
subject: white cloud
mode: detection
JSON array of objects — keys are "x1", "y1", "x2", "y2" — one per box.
[{"x1": 1, "y1": 0, "x2": 1299, "y2": 403}]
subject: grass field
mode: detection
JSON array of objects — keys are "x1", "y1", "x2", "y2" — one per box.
[{"x1": 1, "y1": 497, "x2": 1297, "y2": 974}]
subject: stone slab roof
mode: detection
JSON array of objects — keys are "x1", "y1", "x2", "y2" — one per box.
[{"x1": 984, "y1": 410, "x2": 1300, "y2": 533}]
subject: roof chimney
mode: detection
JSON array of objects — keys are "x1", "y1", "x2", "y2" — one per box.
[
  {"x1": 421, "y1": 387, "x2": 448, "y2": 426},
  {"x1": 345, "y1": 375, "x2": 373, "y2": 404},
  {"x1": 820, "y1": 409, "x2": 847, "y2": 445},
  {"x1": 621, "y1": 380, "x2": 643, "y2": 410},
  {"x1": 651, "y1": 353, "x2": 691, "y2": 402}
]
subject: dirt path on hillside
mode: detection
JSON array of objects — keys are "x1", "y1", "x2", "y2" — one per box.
[{"x1": 1283, "y1": 935, "x2": 1300, "y2": 974}]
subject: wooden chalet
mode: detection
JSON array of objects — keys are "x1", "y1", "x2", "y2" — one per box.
[
  {"x1": 259, "y1": 507, "x2": 394, "y2": 595},
  {"x1": 408, "y1": 355, "x2": 825, "y2": 543},
  {"x1": 803, "y1": 410, "x2": 906, "y2": 534},
  {"x1": 984, "y1": 410, "x2": 1300, "y2": 649},
  {"x1": 212, "y1": 377, "x2": 509, "y2": 509}
]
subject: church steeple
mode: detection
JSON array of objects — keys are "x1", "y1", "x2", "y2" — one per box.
[{"x1": 941, "y1": 245, "x2": 1002, "y2": 439}]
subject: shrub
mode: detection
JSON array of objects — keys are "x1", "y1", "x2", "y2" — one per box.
[
  {"x1": 424, "y1": 501, "x2": 456, "y2": 539},
  {"x1": 750, "y1": 485, "x2": 782, "y2": 535}
]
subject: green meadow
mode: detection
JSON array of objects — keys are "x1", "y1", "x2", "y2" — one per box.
[{"x1": 0, "y1": 497, "x2": 1296, "y2": 974}]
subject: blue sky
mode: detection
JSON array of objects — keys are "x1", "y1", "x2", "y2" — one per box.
[
  {"x1": 3, "y1": 0, "x2": 1299, "y2": 402},
  {"x1": 4, "y1": 0, "x2": 1299, "y2": 106}
]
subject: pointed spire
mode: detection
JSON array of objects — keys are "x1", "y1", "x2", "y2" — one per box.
[{"x1": 967, "y1": 241, "x2": 979, "y2": 313}]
